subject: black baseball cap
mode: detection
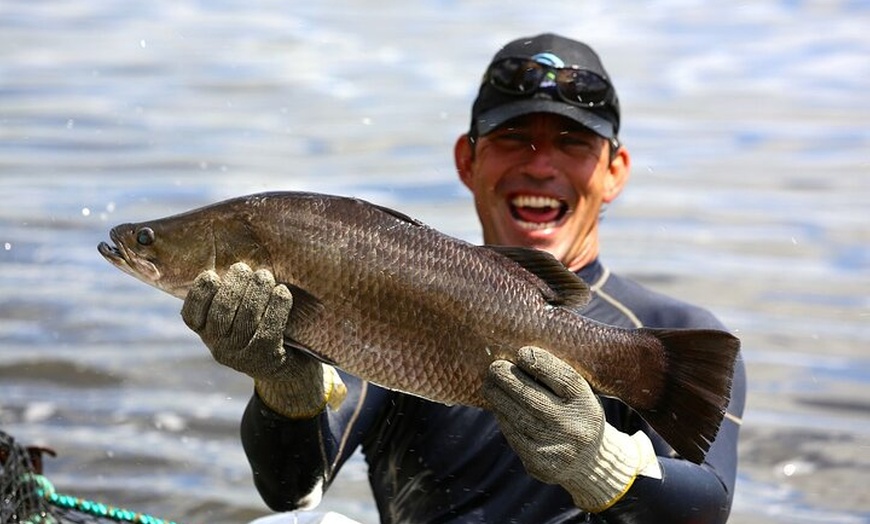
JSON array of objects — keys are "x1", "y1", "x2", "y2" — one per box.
[{"x1": 470, "y1": 33, "x2": 620, "y2": 140}]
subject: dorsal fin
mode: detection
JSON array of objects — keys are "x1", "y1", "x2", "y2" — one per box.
[
  {"x1": 484, "y1": 245, "x2": 591, "y2": 308},
  {"x1": 364, "y1": 199, "x2": 425, "y2": 227}
]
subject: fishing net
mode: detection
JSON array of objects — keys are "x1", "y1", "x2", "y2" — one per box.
[{"x1": 1, "y1": 430, "x2": 179, "y2": 524}]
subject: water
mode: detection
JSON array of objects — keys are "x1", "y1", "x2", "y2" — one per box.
[{"x1": 1, "y1": 0, "x2": 868, "y2": 522}]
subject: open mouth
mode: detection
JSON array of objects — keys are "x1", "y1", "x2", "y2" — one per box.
[
  {"x1": 98, "y1": 229, "x2": 126, "y2": 266},
  {"x1": 509, "y1": 195, "x2": 569, "y2": 231},
  {"x1": 97, "y1": 239, "x2": 137, "y2": 278},
  {"x1": 97, "y1": 231, "x2": 160, "y2": 282},
  {"x1": 97, "y1": 241, "x2": 122, "y2": 261},
  {"x1": 97, "y1": 228, "x2": 146, "y2": 279}
]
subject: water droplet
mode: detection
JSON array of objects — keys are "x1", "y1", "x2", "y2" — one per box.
[
  {"x1": 140, "y1": 39, "x2": 147, "y2": 49},
  {"x1": 81, "y1": 207, "x2": 91, "y2": 217},
  {"x1": 4, "y1": 242, "x2": 11, "y2": 251}
]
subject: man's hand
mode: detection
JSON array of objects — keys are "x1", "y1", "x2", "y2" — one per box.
[
  {"x1": 181, "y1": 262, "x2": 345, "y2": 418},
  {"x1": 482, "y1": 346, "x2": 660, "y2": 513}
]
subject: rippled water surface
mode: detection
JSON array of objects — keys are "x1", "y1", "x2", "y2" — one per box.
[{"x1": 1, "y1": 1, "x2": 868, "y2": 523}]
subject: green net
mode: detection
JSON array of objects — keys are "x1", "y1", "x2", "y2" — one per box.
[{"x1": 1, "y1": 430, "x2": 180, "y2": 524}]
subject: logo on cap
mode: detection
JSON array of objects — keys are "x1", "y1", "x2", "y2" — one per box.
[
  {"x1": 530, "y1": 53, "x2": 564, "y2": 88},
  {"x1": 530, "y1": 52, "x2": 565, "y2": 68}
]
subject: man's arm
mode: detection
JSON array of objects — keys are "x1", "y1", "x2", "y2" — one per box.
[
  {"x1": 241, "y1": 392, "x2": 331, "y2": 510},
  {"x1": 241, "y1": 372, "x2": 394, "y2": 511}
]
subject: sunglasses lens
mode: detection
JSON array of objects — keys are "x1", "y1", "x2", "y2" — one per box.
[
  {"x1": 487, "y1": 58, "x2": 612, "y2": 108},
  {"x1": 557, "y1": 69, "x2": 610, "y2": 106},
  {"x1": 489, "y1": 59, "x2": 544, "y2": 94}
]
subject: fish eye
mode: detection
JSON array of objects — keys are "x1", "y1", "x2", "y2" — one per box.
[{"x1": 136, "y1": 227, "x2": 155, "y2": 246}]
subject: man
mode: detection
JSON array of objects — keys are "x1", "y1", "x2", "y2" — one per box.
[{"x1": 181, "y1": 33, "x2": 746, "y2": 523}]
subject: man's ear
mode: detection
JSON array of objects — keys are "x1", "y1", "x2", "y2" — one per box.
[
  {"x1": 603, "y1": 144, "x2": 630, "y2": 203},
  {"x1": 454, "y1": 133, "x2": 475, "y2": 189}
]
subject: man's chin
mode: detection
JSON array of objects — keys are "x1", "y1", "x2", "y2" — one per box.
[{"x1": 503, "y1": 221, "x2": 564, "y2": 249}]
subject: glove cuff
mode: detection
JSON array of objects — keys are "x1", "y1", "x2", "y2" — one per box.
[
  {"x1": 565, "y1": 424, "x2": 659, "y2": 513},
  {"x1": 255, "y1": 364, "x2": 347, "y2": 419}
]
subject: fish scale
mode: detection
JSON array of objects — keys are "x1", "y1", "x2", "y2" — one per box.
[{"x1": 98, "y1": 191, "x2": 739, "y2": 464}]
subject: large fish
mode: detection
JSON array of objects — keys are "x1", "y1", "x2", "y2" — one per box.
[{"x1": 98, "y1": 191, "x2": 739, "y2": 464}]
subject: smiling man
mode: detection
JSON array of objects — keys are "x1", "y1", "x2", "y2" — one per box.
[
  {"x1": 455, "y1": 35, "x2": 627, "y2": 273},
  {"x1": 455, "y1": 113, "x2": 625, "y2": 271},
  {"x1": 181, "y1": 33, "x2": 746, "y2": 523}
]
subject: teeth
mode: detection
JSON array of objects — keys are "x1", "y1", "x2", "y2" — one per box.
[
  {"x1": 511, "y1": 195, "x2": 561, "y2": 209},
  {"x1": 509, "y1": 195, "x2": 563, "y2": 231},
  {"x1": 517, "y1": 220, "x2": 557, "y2": 231}
]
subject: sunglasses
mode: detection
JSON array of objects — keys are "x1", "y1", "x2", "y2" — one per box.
[{"x1": 485, "y1": 57, "x2": 613, "y2": 108}]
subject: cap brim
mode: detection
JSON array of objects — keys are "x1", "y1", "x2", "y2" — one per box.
[{"x1": 474, "y1": 98, "x2": 615, "y2": 139}]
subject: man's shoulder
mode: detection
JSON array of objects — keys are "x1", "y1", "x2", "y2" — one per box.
[{"x1": 589, "y1": 269, "x2": 725, "y2": 330}]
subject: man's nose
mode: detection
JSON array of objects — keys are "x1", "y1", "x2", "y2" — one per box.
[{"x1": 523, "y1": 141, "x2": 559, "y2": 178}]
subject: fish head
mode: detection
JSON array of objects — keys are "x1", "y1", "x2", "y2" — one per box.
[
  {"x1": 99, "y1": 198, "x2": 276, "y2": 299},
  {"x1": 98, "y1": 214, "x2": 221, "y2": 298}
]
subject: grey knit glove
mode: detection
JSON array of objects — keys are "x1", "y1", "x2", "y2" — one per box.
[
  {"x1": 483, "y1": 346, "x2": 660, "y2": 513},
  {"x1": 181, "y1": 262, "x2": 345, "y2": 419}
]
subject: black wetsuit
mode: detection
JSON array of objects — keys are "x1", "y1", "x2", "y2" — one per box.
[{"x1": 240, "y1": 259, "x2": 747, "y2": 523}]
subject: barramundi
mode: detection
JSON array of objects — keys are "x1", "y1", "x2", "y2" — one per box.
[{"x1": 98, "y1": 191, "x2": 739, "y2": 464}]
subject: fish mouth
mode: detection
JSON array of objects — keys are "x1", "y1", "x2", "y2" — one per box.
[
  {"x1": 98, "y1": 228, "x2": 127, "y2": 267},
  {"x1": 97, "y1": 230, "x2": 160, "y2": 282},
  {"x1": 508, "y1": 194, "x2": 570, "y2": 231}
]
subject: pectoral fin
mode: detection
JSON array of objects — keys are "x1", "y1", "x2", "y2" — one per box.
[
  {"x1": 282, "y1": 339, "x2": 339, "y2": 367},
  {"x1": 278, "y1": 282, "x2": 336, "y2": 366}
]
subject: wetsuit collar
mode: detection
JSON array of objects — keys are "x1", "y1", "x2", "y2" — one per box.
[{"x1": 576, "y1": 258, "x2": 605, "y2": 284}]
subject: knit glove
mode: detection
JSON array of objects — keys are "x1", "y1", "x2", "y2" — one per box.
[
  {"x1": 483, "y1": 346, "x2": 660, "y2": 513},
  {"x1": 181, "y1": 262, "x2": 346, "y2": 419}
]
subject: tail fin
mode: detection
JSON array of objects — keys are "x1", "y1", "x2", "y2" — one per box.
[{"x1": 635, "y1": 328, "x2": 740, "y2": 464}]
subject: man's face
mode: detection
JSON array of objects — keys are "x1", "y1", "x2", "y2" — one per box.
[{"x1": 455, "y1": 113, "x2": 629, "y2": 271}]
